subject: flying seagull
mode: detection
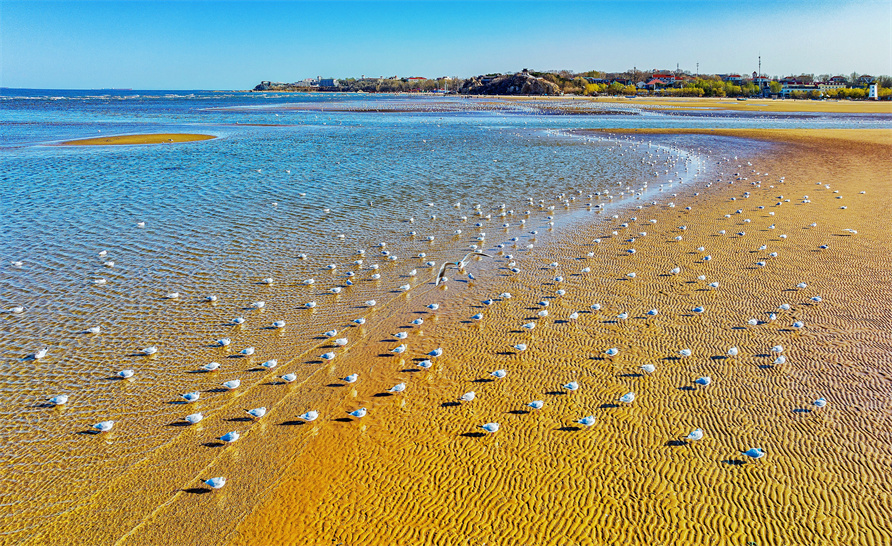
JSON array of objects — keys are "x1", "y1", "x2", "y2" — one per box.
[{"x1": 435, "y1": 251, "x2": 493, "y2": 285}]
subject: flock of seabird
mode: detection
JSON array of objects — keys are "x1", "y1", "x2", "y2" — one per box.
[{"x1": 8, "y1": 133, "x2": 858, "y2": 493}]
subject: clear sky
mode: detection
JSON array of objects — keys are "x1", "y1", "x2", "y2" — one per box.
[{"x1": 2, "y1": 0, "x2": 890, "y2": 90}]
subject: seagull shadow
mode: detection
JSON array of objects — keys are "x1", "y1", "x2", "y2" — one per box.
[
  {"x1": 508, "y1": 409, "x2": 529, "y2": 415},
  {"x1": 76, "y1": 430, "x2": 102, "y2": 435},
  {"x1": 678, "y1": 386, "x2": 695, "y2": 391},
  {"x1": 545, "y1": 390, "x2": 565, "y2": 396},
  {"x1": 33, "y1": 402, "x2": 56, "y2": 408},
  {"x1": 473, "y1": 378, "x2": 494, "y2": 383},
  {"x1": 227, "y1": 354, "x2": 247, "y2": 359},
  {"x1": 757, "y1": 364, "x2": 774, "y2": 370},
  {"x1": 793, "y1": 408, "x2": 812, "y2": 414},
  {"x1": 204, "y1": 388, "x2": 229, "y2": 393},
  {"x1": 665, "y1": 440, "x2": 687, "y2": 447},
  {"x1": 378, "y1": 353, "x2": 396, "y2": 358},
  {"x1": 460, "y1": 432, "x2": 486, "y2": 438},
  {"x1": 618, "y1": 373, "x2": 642, "y2": 378},
  {"x1": 182, "y1": 487, "x2": 214, "y2": 495},
  {"x1": 400, "y1": 368, "x2": 422, "y2": 373},
  {"x1": 225, "y1": 417, "x2": 253, "y2": 423},
  {"x1": 557, "y1": 426, "x2": 581, "y2": 432},
  {"x1": 723, "y1": 459, "x2": 747, "y2": 467},
  {"x1": 326, "y1": 383, "x2": 345, "y2": 388},
  {"x1": 166, "y1": 421, "x2": 191, "y2": 427},
  {"x1": 333, "y1": 417, "x2": 354, "y2": 423},
  {"x1": 441, "y1": 401, "x2": 460, "y2": 408},
  {"x1": 599, "y1": 403, "x2": 619, "y2": 409},
  {"x1": 496, "y1": 351, "x2": 516, "y2": 356},
  {"x1": 278, "y1": 420, "x2": 306, "y2": 426},
  {"x1": 373, "y1": 392, "x2": 394, "y2": 397}
]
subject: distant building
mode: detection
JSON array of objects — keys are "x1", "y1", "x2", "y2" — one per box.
[
  {"x1": 858, "y1": 75, "x2": 875, "y2": 84},
  {"x1": 319, "y1": 78, "x2": 339, "y2": 87},
  {"x1": 780, "y1": 83, "x2": 819, "y2": 97},
  {"x1": 869, "y1": 83, "x2": 879, "y2": 99}
]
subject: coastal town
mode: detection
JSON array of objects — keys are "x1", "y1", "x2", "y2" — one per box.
[{"x1": 254, "y1": 66, "x2": 890, "y2": 99}]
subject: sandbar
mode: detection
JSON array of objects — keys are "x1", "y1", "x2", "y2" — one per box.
[{"x1": 56, "y1": 133, "x2": 216, "y2": 146}]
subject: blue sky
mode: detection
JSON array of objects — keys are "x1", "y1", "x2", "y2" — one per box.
[{"x1": 2, "y1": 0, "x2": 890, "y2": 89}]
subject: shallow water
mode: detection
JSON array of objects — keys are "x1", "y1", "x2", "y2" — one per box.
[{"x1": 1, "y1": 92, "x2": 890, "y2": 544}]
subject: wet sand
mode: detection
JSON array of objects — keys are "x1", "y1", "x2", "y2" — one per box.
[
  {"x1": 56, "y1": 133, "x2": 216, "y2": 146},
  {"x1": 223, "y1": 130, "x2": 892, "y2": 546},
  {"x1": 25, "y1": 129, "x2": 892, "y2": 545}
]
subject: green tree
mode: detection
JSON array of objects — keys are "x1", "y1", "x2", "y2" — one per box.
[{"x1": 769, "y1": 81, "x2": 782, "y2": 94}]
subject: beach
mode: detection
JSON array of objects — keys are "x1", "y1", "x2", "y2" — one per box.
[
  {"x1": 221, "y1": 129, "x2": 892, "y2": 546},
  {"x1": 27, "y1": 128, "x2": 886, "y2": 546},
  {"x1": 2, "y1": 91, "x2": 890, "y2": 545}
]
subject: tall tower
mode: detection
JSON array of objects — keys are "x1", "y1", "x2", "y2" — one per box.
[{"x1": 758, "y1": 56, "x2": 761, "y2": 78}]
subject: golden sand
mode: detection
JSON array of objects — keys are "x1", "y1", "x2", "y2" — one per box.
[
  {"x1": 28, "y1": 130, "x2": 892, "y2": 546},
  {"x1": 501, "y1": 95, "x2": 892, "y2": 114},
  {"x1": 56, "y1": 133, "x2": 216, "y2": 146}
]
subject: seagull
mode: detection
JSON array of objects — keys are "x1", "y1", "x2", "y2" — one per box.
[
  {"x1": 435, "y1": 251, "x2": 493, "y2": 285},
  {"x1": 222, "y1": 379, "x2": 241, "y2": 390},
  {"x1": 694, "y1": 376, "x2": 712, "y2": 386},
  {"x1": 640, "y1": 364, "x2": 656, "y2": 374},
  {"x1": 245, "y1": 407, "x2": 267, "y2": 419},
  {"x1": 771, "y1": 345, "x2": 784, "y2": 353},
  {"x1": 219, "y1": 431, "x2": 240, "y2": 443},
  {"x1": 299, "y1": 410, "x2": 319, "y2": 422},
  {"x1": 618, "y1": 392, "x2": 635, "y2": 404},
  {"x1": 727, "y1": 347, "x2": 739, "y2": 357},
  {"x1": 393, "y1": 332, "x2": 408, "y2": 339},
  {"x1": 86, "y1": 326, "x2": 101, "y2": 334},
  {"x1": 251, "y1": 301, "x2": 265, "y2": 309},
  {"x1": 685, "y1": 428, "x2": 704, "y2": 442},
  {"x1": 201, "y1": 362, "x2": 220, "y2": 372},
  {"x1": 343, "y1": 373, "x2": 359, "y2": 383},
  {"x1": 460, "y1": 391, "x2": 476, "y2": 402},
  {"x1": 232, "y1": 317, "x2": 246, "y2": 325},
  {"x1": 272, "y1": 320, "x2": 286, "y2": 329},
  {"x1": 678, "y1": 349, "x2": 692, "y2": 357},
  {"x1": 321, "y1": 352, "x2": 336, "y2": 360},
  {"x1": 240, "y1": 347, "x2": 255, "y2": 356},
  {"x1": 364, "y1": 300, "x2": 377, "y2": 307},
  {"x1": 260, "y1": 359, "x2": 277, "y2": 369},
  {"x1": 305, "y1": 302, "x2": 317, "y2": 309},
  {"x1": 281, "y1": 373, "x2": 297, "y2": 382},
  {"x1": 32, "y1": 347, "x2": 49, "y2": 360},
  {"x1": 322, "y1": 329, "x2": 337, "y2": 338},
  {"x1": 93, "y1": 420, "x2": 114, "y2": 433},
  {"x1": 184, "y1": 412, "x2": 203, "y2": 425},
  {"x1": 427, "y1": 303, "x2": 440, "y2": 311},
  {"x1": 605, "y1": 347, "x2": 619, "y2": 357},
  {"x1": 562, "y1": 381, "x2": 579, "y2": 392},
  {"x1": 741, "y1": 447, "x2": 765, "y2": 461},
  {"x1": 48, "y1": 395, "x2": 68, "y2": 406},
  {"x1": 141, "y1": 346, "x2": 158, "y2": 356},
  {"x1": 334, "y1": 337, "x2": 348, "y2": 346},
  {"x1": 480, "y1": 422, "x2": 500, "y2": 433},
  {"x1": 117, "y1": 369, "x2": 134, "y2": 379},
  {"x1": 576, "y1": 416, "x2": 596, "y2": 427},
  {"x1": 205, "y1": 295, "x2": 217, "y2": 302},
  {"x1": 513, "y1": 344, "x2": 527, "y2": 352},
  {"x1": 205, "y1": 477, "x2": 226, "y2": 489},
  {"x1": 528, "y1": 400, "x2": 544, "y2": 410},
  {"x1": 391, "y1": 344, "x2": 406, "y2": 354},
  {"x1": 813, "y1": 397, "x2": 827, "y2": 408},
  {"x1": 353, "y1": 317, "x2": 366, "y2": 325},
  {"x1": 471, "y1": 313, "x2": 483, "y2": 320},
  {"x1": 388, "y1": 383, "x2": 407, "y2": 394},
  {"x1": 181, "y1": 391, "x2": 200, "y2": 403},
  {"x1": 216, "y1": 338, "x2": 231, "y2": 347},
  {"x1": 347, "y1": 407, "x2": 367, "y2": 419},
  {"x1": 8, "y1": 306, "x2": 24, "y2": 314},
  {"x1": 429, "y1": 348, "x2": 443, "y2": 358}
]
